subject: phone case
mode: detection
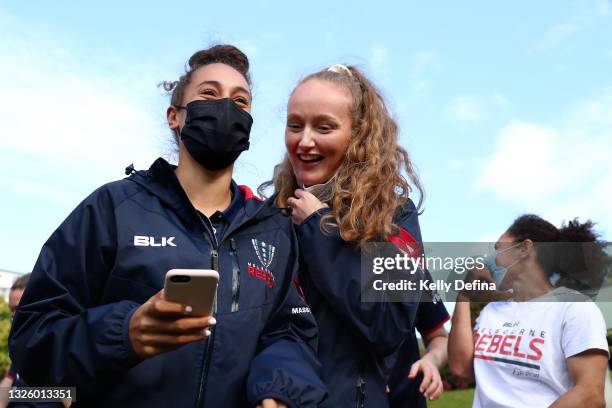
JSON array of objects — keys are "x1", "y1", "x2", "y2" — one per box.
[{"x1": 164, "y1": 269, "x2": 219, "y2": 316}]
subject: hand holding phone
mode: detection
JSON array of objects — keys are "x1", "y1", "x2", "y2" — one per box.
[
  {"x1": 128, "y1": 269, "x2": 219, "y2": 358},
  {"x1": 164, "y1": 269, "x2": 219, "y2": 316}
]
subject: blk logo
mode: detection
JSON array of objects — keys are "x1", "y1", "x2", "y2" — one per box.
[{"x1": 133, "y1": 236, "x2": 177, "y2": 247}]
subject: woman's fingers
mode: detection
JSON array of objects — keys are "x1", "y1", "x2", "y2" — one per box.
[
  {"x1": 261, "y1": 399, "x2": 278, "y2": 408},
  {"x1": 290, "y1": 190, "x2": 321, "y2": 206},
  {"x1": 130, "y1": 290, "x2": 217, "y2": 358},
  {"x1": 287, "y1": 191, "x2": 328, "y2": 224},
  {"x1": 261, "y1": 399, "x2": 287, "y2": 408},
  {"x1": 133, "y1": 319, "x2": 213, "y2": 357},
  {"x1": 429, "y1": 379, "x2": 444, "y2": 400},
  {"x1": 407, "y1": 360, "x2": 421, "y2": 379},
  {"x1": 139, "y1": 315, "x2": 216, "y2": 334},
  {"x1": 290, "y1": 189, "x2": 310, "y2": 200},
  {"x1": 139, "y1": 331, "x2": 208, "y2": 347},
  {"x1": 423, "y1": 371, "x2": 440, "y2": 399},
  {"x1": 147, "y1": 297, "x2": 191, "y2": 317},
  {"x1": 138, "y1": 345, "x2": 169, "y2": 357},
  {"x1": 419, "y1": 366, "x2": 433, "y2": 394}
]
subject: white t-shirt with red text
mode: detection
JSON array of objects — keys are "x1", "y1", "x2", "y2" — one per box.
[{"x1": 472, "y1": 287, "x2": 608, "y2": 408}]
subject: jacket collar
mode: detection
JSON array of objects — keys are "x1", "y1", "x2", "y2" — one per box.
[{"x1": 128, "y1": 158, "x2": 280, "y2": 235}]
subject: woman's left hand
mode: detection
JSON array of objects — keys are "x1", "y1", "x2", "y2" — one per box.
[
  {"x1": 286, "y1": 189, "x2": 329, "y2": 225},
  {"x1": 256, "y1": 399, "x2": 288, "y2": 408},
  {"x1": 408, "y1": 357, "x2": 444, "y2": 401}
]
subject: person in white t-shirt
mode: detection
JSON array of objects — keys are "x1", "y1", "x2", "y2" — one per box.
[{"x1": 448, "y1": 214, "x2": 609, "y2": 408}]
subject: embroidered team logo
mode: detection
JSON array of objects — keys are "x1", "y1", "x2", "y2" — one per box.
[
  {"x1": 248, "y1": 239, "x2": 276, "y2": 288},
  {"x1": 252, "y1": 239, "x2": 276, "y2": 269}
]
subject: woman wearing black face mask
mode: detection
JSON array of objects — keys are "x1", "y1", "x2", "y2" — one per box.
[{"x1": 9, "y1": 45, "x2": 326, "y2": 408}]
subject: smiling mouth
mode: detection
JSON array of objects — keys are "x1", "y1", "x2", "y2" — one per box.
[{"x1": 298, "y1": 154, "x2": 324, "y2": 163}]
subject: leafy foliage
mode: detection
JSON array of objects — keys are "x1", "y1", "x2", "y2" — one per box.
[{"x1": 0, "y1": 298, "x2": 12, "y2": 377}]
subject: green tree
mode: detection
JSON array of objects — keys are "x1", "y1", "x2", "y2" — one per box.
[{"x1": 0, "y1": 298, "x2": 12, "y2": 377}]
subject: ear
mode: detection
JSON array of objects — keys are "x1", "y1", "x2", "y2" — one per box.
[
  {"x1": 522, "y1": 239, "x2": 534, "y2": 256},
  {"x1": 167, "y1": 105, "x2": 181, "y2": 131}
]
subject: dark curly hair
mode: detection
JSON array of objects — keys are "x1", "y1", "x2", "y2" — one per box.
[{"x1": 507, "y1": 214, "x2": 609, "y2": 292}]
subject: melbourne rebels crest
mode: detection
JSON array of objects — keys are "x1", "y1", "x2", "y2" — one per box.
[{"x1": 248, "y1": 239, "x2": 276, "y2": 288}]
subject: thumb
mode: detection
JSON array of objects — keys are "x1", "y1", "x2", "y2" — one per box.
[
  {"x1": 146, "y1": 289, "x2": 164, "y2": 304},
  {"x1": 408, "y1": 361, "x2": 421, "y2": 379},
  {"x1": 154, "y1": 289, "x2": 165, "y2": 301}
]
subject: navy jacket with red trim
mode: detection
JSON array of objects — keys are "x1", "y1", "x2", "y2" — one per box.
[
  {"x1": 9, "y1": 158, "x2": 327, "y2": 408},
  {"x1": 387, "y1": 299, "x2": 450, "y2": 408},
  {"x1": 295, "y1": 200, "x2": 425, "y2": 408}
]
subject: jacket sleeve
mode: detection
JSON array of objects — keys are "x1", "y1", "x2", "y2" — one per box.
[
  {"x1": 415, "y1": 298, "x2": 450, "y2": 337},
  {"x1": 9, "y1": 186, "x2": 142, "y2": 398},
  {"x1": 247, "y1": 224, "x2": 327, "y2": 408},
  {"x1": 295, "y1": 201, "x2": 422, "y2": 356}
]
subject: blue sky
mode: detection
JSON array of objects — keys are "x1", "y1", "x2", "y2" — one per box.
[{"x1": 1, "y1": 0, "x2": 611, "y2": 273}]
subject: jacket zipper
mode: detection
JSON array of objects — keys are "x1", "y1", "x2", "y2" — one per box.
[
  {"x1": 195, "y1": 248, "x2": 218, "y2": 408},
  {"x1": 194, "y1": 210, "x2": 219, "y2": 408},
  {"x1": 229, "y1": 238, "x2": 240, "y2": 313},
  {"x1": 356, "y1": 375, "x2": 366, "y2": 408},
  {"x1": 193, "y1": 203, "x2": 272, "y2": 407}
]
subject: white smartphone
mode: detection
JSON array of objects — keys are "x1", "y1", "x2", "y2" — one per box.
[{"x1": 164, "y1": 269, "x2": 219, "y2": 316}]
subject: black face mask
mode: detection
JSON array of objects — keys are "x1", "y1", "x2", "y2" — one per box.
[{"x1": 177, "y1": 98, "x2": 253, "y2": 171}]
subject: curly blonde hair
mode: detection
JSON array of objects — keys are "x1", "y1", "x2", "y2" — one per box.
[{"x1": 261, "y1": 65, "x2": 424, "y2": 248}]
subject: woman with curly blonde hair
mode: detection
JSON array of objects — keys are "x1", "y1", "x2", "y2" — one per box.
[{"x1": 263, "y1": 64, "x2": 449, "y2": 407}]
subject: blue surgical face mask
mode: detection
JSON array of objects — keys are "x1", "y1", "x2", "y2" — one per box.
[
  {"x1": 549, "y1": 272, "x2": 560, "y2": 285},
  {"x1": 484, "y1": 242, "x2": 523, "y2": 287}
]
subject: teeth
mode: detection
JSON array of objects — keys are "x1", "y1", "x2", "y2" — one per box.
[{"x1": 299, "y1": 154, "x2": 323, "y2": 162}]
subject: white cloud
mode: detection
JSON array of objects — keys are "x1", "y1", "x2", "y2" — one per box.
[
  {"x1": 543, "y1": 172, "x2": 612, "y2": 230},
  {"x1": 597, "y1": 0, "x2": 611, "y2": 16},
  {"x1": 477, "y1": 121, "x2": 565, "y2": 201},
  {"x1": 369, "y1": 45, "x2": 389, "y2": 75},
  {"x1": 235, "y1": 40, "x2": 260, "y2": 57},
  {"x1": 493, "y1": 93, "x2": 511, "y2": 108},
  {"x1": 413, "y1": 51, "x2": 439, "y2": 73},
  {"x1": 411, "y1": 80, "x2": 430, "y2": 94},
  {"x1": 447, "y1": 159, "x2": 464, "y2": 171},
  {"x1": 447, "y1": 96, "x2": 481, "y2": 122},
  {"x1": 208, "y1": 33, "x2": 260, "y2": 57},
  {"x1": 446, "y1": 94, "x2": 511, "y2": 123},
  {"x1": 0, "y1": 176, "x2": 83, "y2": 208},
  {"x1": 476, "y1": 92, "x2": 612, "y2": 236},
  {"x1": 0, "y1": 11, "x2": 163, "y2": 199},
  {"x1": 0, "y1": 80, "x2": 160, "y2": 164},
  {"x1": 531, "y1": 22, "x2": 579, "y2": 52},
  {"x1": 531, "y1": 1, "x2": 611, "y2": 52}
]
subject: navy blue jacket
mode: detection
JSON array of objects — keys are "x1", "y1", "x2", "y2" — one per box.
[
  {"x1": 295, "y1": 201, "x2": 424, "y2": 408},
  {"x1": 387, "y1": 300, "x2": 449, "y2": 408},
  {"x1": 9, "y1": 158, "x2": 326, "y2": 408}
]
